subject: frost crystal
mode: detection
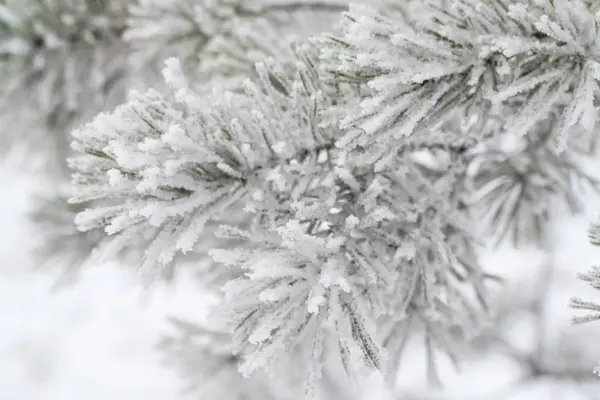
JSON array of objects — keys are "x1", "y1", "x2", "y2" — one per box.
[{"x1": 62, "y1": 0, "x2": 600, "y2": 397}]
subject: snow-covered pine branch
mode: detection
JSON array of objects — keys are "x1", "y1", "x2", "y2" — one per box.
[
  {"x1": 69, "y1": 48, "x2": 341, "y2": 276},
  {"x1": 571, "y1": 266, "x2": 600, "y2": 323},
  {"x1": 69, "y1": 41, "x2": 487, "y2": 388},
  {"x1": 63, "y1": 0, "x2": 600, "y2": 397},
  {"x1": 320, "y1": 0, "x2": 600, "y2": 169},
  {"x1": 208, "y1": 150, "x2": 486, "y2": 388},
  {"x1": 571, "y1": 229, "x2": 600, "y2": 324}
]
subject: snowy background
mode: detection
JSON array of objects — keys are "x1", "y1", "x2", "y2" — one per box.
[
  {"x1": 1, "y1": 161, "x2": 600, "y2": 399},
  {"x1": 0, "y1": 161, "x2": 209, "y2": 400}
]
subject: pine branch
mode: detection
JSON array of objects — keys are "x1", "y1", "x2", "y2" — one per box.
[
  {"x1": 70, "y1": 46, "x2": 484, "y2": 274},
  {"x1": 321, "y1": 1, "x2": 600, "y2": 168},
  {"x1": 571, "y1": 266, "x2": 600, "y2": 325},
  {"x1": 62, "y1": 0, "x2": 600, "y2": 396},
  {"x1": 69, "y1": 45, "x2": 489, "y2": 387},
  {"x1": 69, "y1": 51, "x2": 339, "y2": 275}
]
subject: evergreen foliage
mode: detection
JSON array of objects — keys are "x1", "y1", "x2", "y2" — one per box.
[{"x1": 3, "y1": 0, "x2": 600, "y2": 398}]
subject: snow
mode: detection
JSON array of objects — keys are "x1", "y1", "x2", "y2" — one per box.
[{"x1": 0, "y1": 272, "x2": 178, "y2": 400}]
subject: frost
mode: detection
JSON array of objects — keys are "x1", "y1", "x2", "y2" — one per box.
[
  {"x1": 321, "y1": 0, "x2": 600, "y2": 167},
  {"x1": 61, "y1": 0, "x2": 600, "y2": 397}
]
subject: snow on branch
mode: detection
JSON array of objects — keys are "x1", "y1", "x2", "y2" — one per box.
[
  {"x1": 211, "y1": 220, "x2": 382, "y2": 381},
  {"x1": 570, "y1": 265, "x2": 600, "y2": 324},
  {"x1": 571, "y1": 233, "x2": 600, "y2": 324},
  {"x1": 207, "y1": 150, "x2": 487, "y2": 384},
  {"x1": 69, "y1": 41, "x2": 488, "y2": 386},
  {"x1": 321, "y1": 0, "x2": 600, "y2": 168},
  {"x1": 69, "y1": 50, "x2": 339, "y2": 277}
]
